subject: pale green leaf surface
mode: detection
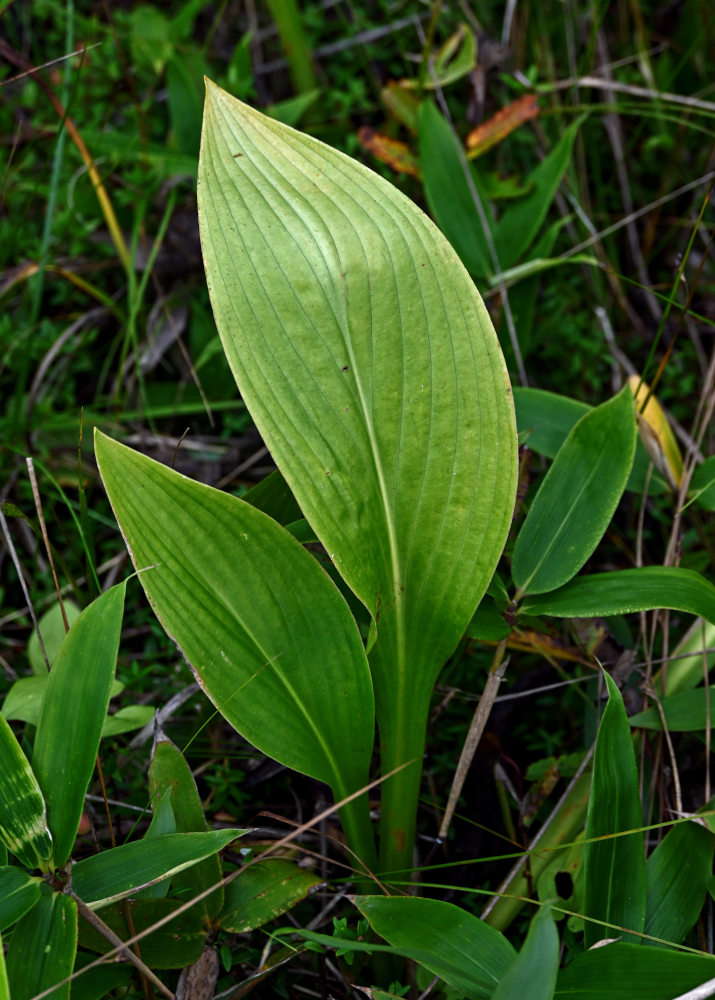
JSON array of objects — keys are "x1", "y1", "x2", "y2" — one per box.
[
  {"x1": 491, "y1": 904, "x2": 559, "y2": 1000},
  {"x1": 0, "y1": 714, "x2": 52, "y2": 870},
  {"x1": 554, "y1": 943, "x2": 715, "y2": 998},
  {"x1": 198, "y1": 83, "x2": 516, "y2": 690},
  {"x1": 520, "y1": 567, "x2": 715, "y2": 624},
  {"x1": 354, "y1": 895, "x2": 516, "y2": 998},
  {"x1": 28, "y1": 600, "x2": 81, "y2": 675},
  {"x1": 6, "y1": 891, "x2": 77, "y2": 1000},
  {"x1": 95, "y1": 432, "x2": 375, "y2": 845},
  {"x1": 32, "y1": 582, "x2": 127, "y2": 867},
  {"x1": 0, "y1": 867, "x2": 41, "y2": 931},
  {"x1": 2, "y1": 677, "x2": 124, "y2": 730},
  {"x1": 99, "y1": 704, "x2": 155, "y2": 737},
  {"x1": 645, "y1": 821, "x2": 714, "y2": 946},
  {"x1": 220, "y1": 859, "x2": 321, "y2": 933},
  {"x1": 72, "y1": 829, "x2": 245, "y2": 909},
  {"x1": 513, "y1": 386, "x2": 636, "y2": 596},
  {"x1": 584, "y1": 673, "x2": 645, "y2": 948}
]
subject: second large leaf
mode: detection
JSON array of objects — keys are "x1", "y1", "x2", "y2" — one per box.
[{"x1": 198, "y1": 82, "x2": 517, "y2": 689}]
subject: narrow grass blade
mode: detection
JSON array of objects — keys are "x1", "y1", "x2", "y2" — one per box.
[
  {"x1": 72, "y1": 829, "x2": 245, "y2": 909},
  {"x1": 645, "y1": 821, "x2": 714, "y2": 946},
  {"x1": 554, "y1": 943, "x2": 715, "y2": 998},
  {"x1": 6, "y1": 891, "x2": 77, "y2": 1000},
  {"x1": 32, "y1": 582, "x2": 127, "y2": 867},
  {"x1": 96, "y1": 431, "x2": 376, "y2": 869},
  {"x1": 513, "y1": 385, "x2": 636, "y2": 597},
  {"x1": 520, "y1": 567, "x2": 715, "y2": 625},
  {"x1": 0, "y1": 931, "x2": 7, "y2": 1000},
  {"x1": 220, "y1": 859, "x2": 321, "y2": 933},
  {"x1": 584, "y1": 673, "x2": 646, "y2": 948},
  {"x1": 150, "y1": 736, "x2": 223, "y2": 918},
  {"x1": 354, "y1": 895, "x2": 516, "y2": 998},
  {"x1": 0, "y1": 867, "x2": 42, "y2": 931},
  {"x1": 0, "y1": 714, "x2": 52, "y2": 870},
  {"x1": 491, "y1": 904, "x2": 559, "y2": 1000}
]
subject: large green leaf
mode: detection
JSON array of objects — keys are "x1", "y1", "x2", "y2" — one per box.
[
  {"x1": 32, "y1": 583, "x2": 126, "y2": 867},
  {"x1": 198, "y1": 82, "x2": 517, "y2": 873},
  {"x1": 95, "y1": 432, "x2": 376, "y2": 868},
  {"x1": 491, "y1": 904, "x2": 559, "y2": 1000},
  {"x1": 520, "y1": 567, "x2": 715, "y2": 624},
  {"x1": 220, "y1": 859, "x2": 322, "y2": 933},
  {"x1": 353, "y1": 895, "x2": 516, "y2": 998},
  {"x1": 72, "y1": 829, "x2": 244, "y2": 909},
  {"x1": 0, "y1": 714, "x2": 52, "y2": 870},
  {"x1": 583, "y1": 673, "x2": 646, "y2": 948},
  {"x1": 6, "y1": 890, "x2": 77, "y2": 1000},
  {"x1": 645, "y1": 821, "x2": 714, "y2": 946},
  {"x1": 554, "y1": 943, "x2": 715, "y2": 998},
  {"x1": 513, "y1": 385, "x2": 636, "y2": 597}
]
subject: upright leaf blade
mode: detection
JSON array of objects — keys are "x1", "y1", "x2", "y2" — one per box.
[
  {"x1": 32, "y1": 582, "x2": 126, "y2": 867},
  {"x1": 645, "y1": 821, "x2": 714, "y2": 946},
  {"x1": 513, "y1": 385, "x2": 636, "y2": 596},
  {"x1": 584, "y1": 673, "x2": 646, "y2": 948},
  {"x1": 95, "y1": 432, "x2": 376, "y2": 868},
  {"x1": 6, "y1": 891, "x2": 77, "y2": 1000},
  {"x1": 198, "y1": 82, "x2": 517, "y2": 873},
  {"x1": 491, "y1": 904, "x2": 559, "y2": 1000}
]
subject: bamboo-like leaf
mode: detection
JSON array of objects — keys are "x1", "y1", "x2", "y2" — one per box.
[
  {"x1": 6, "y1": 890, "x2": 77, "y2": 1000},
  {"x1": 32, "y1": 582, "x2": 126, "y2": 867},
  {"x1": 513, "y1": 385, "x2": 636, "y2": 597},
  {"x1": 491, "y1": 904, "x2": 559, "y2": 1000},
  {"x1": 72, "y1": 829, "x2": 245, "y2": 909},
  {"x1": 198, "y1": 82, "x2": 517, "y2": 873},
  {"x1": 630, "y1": 686, "x2": 715, "y2": 731},
  {"x1": 220, "y1": 859, "x2": 322, "y2": 933},
  {"x1": 95, "y1": 431, "x2": 376, "y2": 869},
  {"x1": 645, "y1": 821, "x2": 714, "y2": 946},
  {"x1": 149, "y1": 736, "x2": 223, "y2": 918},
  {"x1": 0, "y1": 714, "x2": 52, "y2": 870},
  {"x1": 554, "y1": 943, "x2": 715, "y2": 998},
  {"x1": 0, "y1": 867, "x2": 42, "y2": 931},
  {"x1": 583, "y1": 673, "x2": 646, "y2": 948},
  {"x1": 520, "y1": 567, "x2": 715, "y2": 625},
  {"x1": 353, "y1": 895, "x2": 516, "y2": 998}
]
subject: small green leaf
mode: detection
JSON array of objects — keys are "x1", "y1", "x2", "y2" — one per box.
[
  {"x1": 2, "y1": 677, "x2": 124, "y2": 730},
  {"x1": 690, "y1": 456, "x2": 715, "y2": 510},
  {"x1": 645, "y1": 821, "x2": 714, "y2": 946},
  {"x1": 0, "y1": 867, "x2": 42, "y2": 931},
  {"x1": 584, "y1": 673, "x2": 646, "y2": 948},
  {"x1": 32, "y1": 582, "x2": 127, "y2": 867},
  {"x1": 72, "y1": 829, "x2": 245, "y2": 909},
  {"x1": 491, "y1": 904, "x2": 559, "y2": 1000},
  {"x1": 354, "y1": 895, "x2": 516, "y2": 998},
  {"x1": 149, "y1": 737, "x2": 223, "y2": 918},
  {"x1": 28, "y1": 601, "x2": 81, "y2": 675},
  {"x1": 520, "y1": 567, "x2": 715, "y2": 625},
  {"x1": 513, "y1": 385, "x2": 636, "y2": 596},
  {"x1": 6, "y1": 890, "x2": 77, "y2": 1000},
  {"x1": 220, "y1": 859, "x2": 322, "y2": 933},
  {"x1": 554, "y1": 942, "x2": 715, "y2": 998},
  {"x1": 0, "y1": 714, "x2": 52, "y2": 870}
]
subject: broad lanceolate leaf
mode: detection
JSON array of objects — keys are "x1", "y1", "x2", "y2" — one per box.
[
  {"x1": 72, "y1": 829, "x2": 245, "y2": 909},
  {"x1": 520, "y1": 567, "x2": 715, "y2": 625},
  {"x1": 6, "y1": 890, "x2": 77, "y2": 1000},
  {"x1": 32, "y1": 583, "x2": 126, "y2": 867},
  {"x1": 199, "y1": 82, "x2": 517, "y2": 874},
  {"x1": 0, "y1": 714, "x2": 52, "y2": 870},
  {"x1": 554, "y1": 943, "x2": 715, "y2": 999},
  {"x1": 150, "y1": 737, "x2": 223, "y2": 918},
  {"x1": 491, "y1": 904, "x2": 559, "y2": 1000},
  {"x1": 584, "y1": 673, "x2": 646, "y2": 948},
  {"x1": 0, "y1": 867, "x2": 42, "y2": 931},
  {"x1": 645, "y1": 820, "x2": 714, "y2": 946},
  {"x1": 353, "y1": 895, "x2": 516, "y2": 998},
  {"x1": 513, "y1": 385, "x2": 636, "y2": 597},
  {"x1": 95, "y1": 432, "x2": 376, "y2": 869}
]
